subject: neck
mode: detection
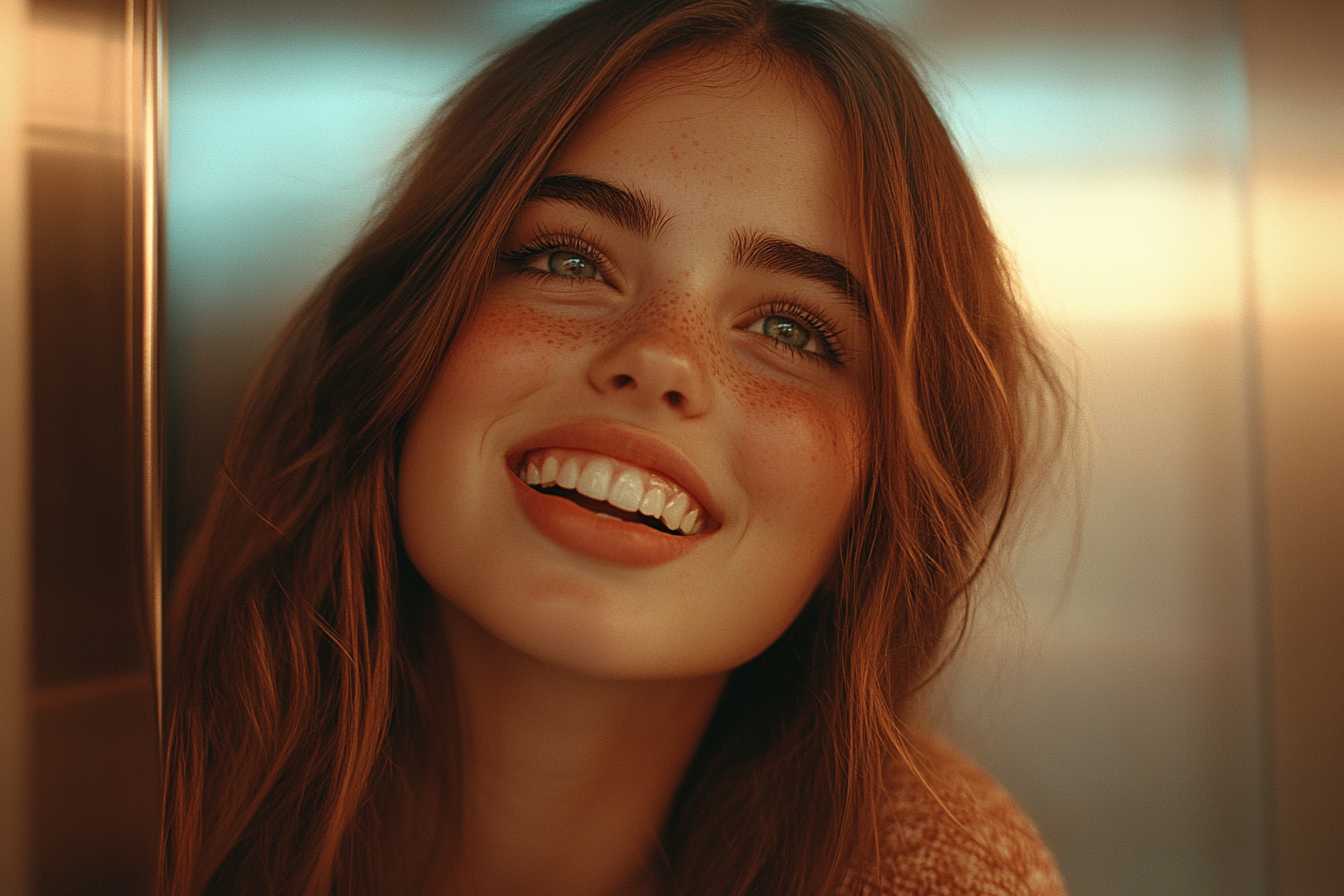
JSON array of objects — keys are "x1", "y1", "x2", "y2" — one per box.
[{"x1": 426, "y1": 603, "x2": 727, "y2": 896}]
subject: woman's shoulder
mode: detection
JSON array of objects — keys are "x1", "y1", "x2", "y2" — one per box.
[{"x1": 837, "y1": 732, "x2": 1067, "y2": 896}]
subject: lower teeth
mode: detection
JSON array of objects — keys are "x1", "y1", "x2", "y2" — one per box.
[{"x1": 530, "y1": 485, "x2": 682, "y2": 535}]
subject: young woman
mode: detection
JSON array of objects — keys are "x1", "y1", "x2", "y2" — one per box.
[{"x1": 161, "y1": 1, "x2": 1068, "y2": 894}]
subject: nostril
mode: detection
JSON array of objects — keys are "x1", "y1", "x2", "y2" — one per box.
[{"x1": 589, "y1": 347, "x2": 706, "y2": 415}]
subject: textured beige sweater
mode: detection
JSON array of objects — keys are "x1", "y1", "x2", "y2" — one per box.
[{"x1": 837, "y1": 735, "x2": 1067, "y2": 896}]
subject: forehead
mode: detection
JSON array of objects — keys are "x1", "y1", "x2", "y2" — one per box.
[{"x1": 544, "y1": 49, "x2": 853, "y2": 256}]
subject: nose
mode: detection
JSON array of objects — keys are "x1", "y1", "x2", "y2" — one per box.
[{"x1": 587, "y1": 313, "x2": 712, "y2": 417}]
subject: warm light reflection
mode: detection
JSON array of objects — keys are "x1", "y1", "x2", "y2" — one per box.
[
  {"x1": 27, "y1": 10, "x2": 124, "y2": 138},
  {"x1": 1250, "y1": 171, "x2": 1344, "y2": 314},
  {"x1": 980, "y1": 170, "x2": 1244, "y2": 322},
  {"x1": 0, "y1": 0, "x2": 29, "y2": 878}
]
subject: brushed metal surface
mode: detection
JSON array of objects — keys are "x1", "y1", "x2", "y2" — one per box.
[
  {"x1": 153, "y1": 0, "x2": 1342, "y2": 893},
  {"x1": 22, "y1": 0, "x2": 163, "y2": 891},
  {"x1": 1242, "y1": 0, "x2": 1344, "y2": 891}
]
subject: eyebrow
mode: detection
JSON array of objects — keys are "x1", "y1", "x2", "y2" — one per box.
[
  {"x1": 529, "y1": 174, "x2": 670, "y2": 238},
  {"x1": 731, "y1": 230, "x2": 867, "y2": 314}
]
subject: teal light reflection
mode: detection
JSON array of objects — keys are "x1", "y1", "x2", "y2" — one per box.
[
  {"x1": 932, "y1": 42, "x2": 1248, "y2": 173},
  {"x1": 167, "y1": 38, "x2": 470, "y2": 310},
  {"x1": 167, "y1": 27, "x2": 1246, "y2": 310}
]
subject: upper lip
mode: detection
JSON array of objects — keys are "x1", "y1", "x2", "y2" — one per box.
[{"x1": 506, "y1": 420, "x2": 722, "y2": 527}]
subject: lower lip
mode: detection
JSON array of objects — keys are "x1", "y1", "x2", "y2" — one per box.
[{"x1": 510, "y1": 473, "x2": 701, "y2": 568}]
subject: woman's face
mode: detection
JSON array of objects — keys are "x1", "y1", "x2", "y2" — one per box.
[{"x1": 399, "y1": 54, "x2": 870, "y2": 681}]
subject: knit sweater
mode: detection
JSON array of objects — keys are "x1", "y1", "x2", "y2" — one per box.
[{"x1": 837, "y1": 735, "x2": 1067, "y2": 896}]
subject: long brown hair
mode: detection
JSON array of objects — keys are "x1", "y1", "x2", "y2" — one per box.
[{"x1": 160, "y1": 1, "x2": 1065, "y2": 893}]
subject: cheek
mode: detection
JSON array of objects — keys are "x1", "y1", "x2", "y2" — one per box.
[
  {"x1": 706, "y1": 375, "x2": 862, "y2": 665},
  {"x1": 435, "y1": 299, "x2": 587, "y2": 409},
  {"x1": 731, "y1": 374, "x2": 863, "y2": 536}
]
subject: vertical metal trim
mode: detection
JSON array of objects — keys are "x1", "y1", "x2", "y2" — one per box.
[
  {"x1": 1230, "y1": 27, "x2": 1278, "y2": 896},
  {"x1": 1241, "y1": 0, "x2": 1344, "y2": 888},
  {"x1": 125, "y1": 0, "x2": 165, "y2": 740},
  {"x1": 145, "y1": 0, "x2": 165, "y2": 745}
]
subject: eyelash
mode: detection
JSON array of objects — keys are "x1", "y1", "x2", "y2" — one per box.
[
  {"x1": 752, "y1": 299, "x2": 848, "y2": 366},
  {"x1": 499, "y1": 230, "x2": 847, "y2": 366},
  {"x1": 499, "y1": 229, "x2": 611, "y2": 282}
]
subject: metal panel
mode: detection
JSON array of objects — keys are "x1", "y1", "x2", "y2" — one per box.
[
  {"x1": 897, "y1": 3, "x2": 1270, "y2": 894},
  {"x1": 159, "y1": 0, "x2": 1341, "y2": 894},
  {"x1": 1241, "y1": 0, "x2": 1344, "y2": 891},
  {"x1": 22, "y1": 0, "x2": 163, "y2": 891},
  {"x1": 1, "y1": 0, "x2": 33, "y2": 887}
]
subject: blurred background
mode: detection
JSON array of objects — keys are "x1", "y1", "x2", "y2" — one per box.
[{"x1": 2, "y1": 0, "x2": 1340, "y2": 893}]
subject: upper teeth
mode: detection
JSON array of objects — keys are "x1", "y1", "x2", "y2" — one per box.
[{"x1": 520, "y1": 449, "x2": 706, "y2": 535}]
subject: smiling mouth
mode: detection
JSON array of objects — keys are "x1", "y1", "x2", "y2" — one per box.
[{"x1": 516, "y1": 448, "x2": 708, "y2": 536}]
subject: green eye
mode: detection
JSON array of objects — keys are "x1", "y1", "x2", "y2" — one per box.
[
  {"x1": 546, "y1": 251, "x2": 599, "y2": 279},
  {"x1": 762, "y1": 315, "x2": 812, "y2": 349}
]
